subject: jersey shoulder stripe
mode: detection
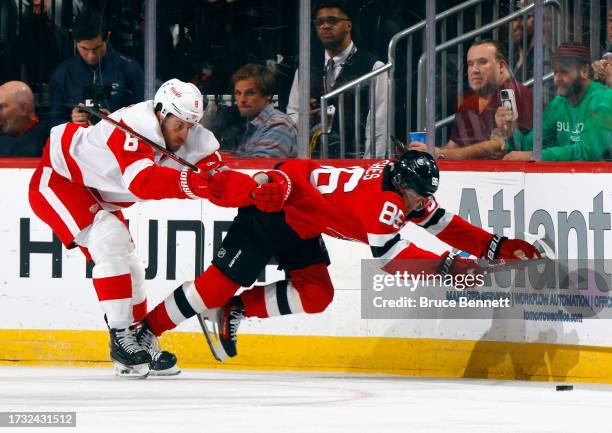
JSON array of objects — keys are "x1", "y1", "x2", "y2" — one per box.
[
  {"x1": 421, "y1": 209, "x2": 454, "y2": 235},
  {"x1": 123, "y1": 159, "x2": 155, "y2": 187},
  {"x1": 374, "y1": 238, "x2": 412, "y2": 260},
  {"x1": 369, "y1": 233, "x2": 401, "y2": 258},
  {"x1": 367, "y1": 232, "x2": 398, "y2": 247},
  {"x1": 420, "y1": 207, "x2": 445, "y2": 228}
]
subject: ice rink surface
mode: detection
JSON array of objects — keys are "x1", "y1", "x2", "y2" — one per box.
[{"x1": 1, "y1": 366, "x2": 611, "y2": 433}]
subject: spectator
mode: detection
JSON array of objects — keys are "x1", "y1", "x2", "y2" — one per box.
[
  {"x1": 503, "y1": 43, "x2": 612, "y2": 161},
  {"x1": 510, "y1": 0, "x2": 553, "y2": 81},
  {"x1": 592, "y1": 8, "x2": 612, "y2": 88},
  {"x1": 233, "y1": 64, "x2": 297, "y2": 158},
  {"x1": 511, "y1": 10, "x2": 534, "y2": 81},
  {"x1": 287, "y1": 0, "x2": 388, "y2": 158},
  {"x1": 48, "y1": 10, "x2": 144, "y2": 127},
  {"x1": 410, "y1": 40, "x2": 533, "y2": 159},
  {"x1": 0, "y1": 81, "x2": 49, "y2": 157},
  {"x1": 593, "y1": 8, "x2": 612, "y2": 88}
]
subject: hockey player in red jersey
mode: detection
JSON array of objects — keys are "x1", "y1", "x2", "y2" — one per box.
[
  {"x1": 142, "y1": 150, "x2": 540, "y2": 361},
  {"x1": 28, "y1": 78, "x2": 286, "y2": 377}
]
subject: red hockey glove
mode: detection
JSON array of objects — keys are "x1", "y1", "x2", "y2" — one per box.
[
  {"x1": 178, "y1": 154, "x2": 226, "y2": 200},
  {"x1": 179, "y1": 167, "x2": 213, "y2": 199},
  {"x1": 195, "y1": 151, "x2": 223, "y2": 175},
  {"x1": 251, "y1": 170, "x2": 292, "y2": 213},
  {"x1": 485, "y1": 235, "x2": 541, "y2": 260}
]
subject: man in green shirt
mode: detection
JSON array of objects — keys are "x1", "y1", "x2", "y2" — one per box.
[{"x1": 502, "y1": 43, "x2": 612, "y2": 161}]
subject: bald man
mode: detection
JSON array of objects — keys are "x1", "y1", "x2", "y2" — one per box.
[{"x1": 0, "y1": 81, "x2": 49, "y2": 157}]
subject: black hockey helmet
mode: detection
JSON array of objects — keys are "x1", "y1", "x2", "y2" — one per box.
[{"x1": 389, "y1": 150, "x2": 440, "y2": 197}]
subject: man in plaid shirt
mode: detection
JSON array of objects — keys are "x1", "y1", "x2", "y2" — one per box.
[{"x1": 233, "y1": 64, "x2": 298, "y2": 158}]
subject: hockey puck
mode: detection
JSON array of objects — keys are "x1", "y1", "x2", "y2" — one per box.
[{"x1": 556, "y1": 385, "x2": 573, "y2": 391}]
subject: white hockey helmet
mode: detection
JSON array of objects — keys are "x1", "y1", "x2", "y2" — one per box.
[{"x1": 153, "y1": 78, "x2": 204, "y2": 124}]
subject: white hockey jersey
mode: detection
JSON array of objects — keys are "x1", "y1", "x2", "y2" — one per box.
[{"x1": 47, "y1": 101, "x2": 220, "y2": 210}]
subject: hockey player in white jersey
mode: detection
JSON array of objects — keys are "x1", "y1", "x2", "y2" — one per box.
[{"x1": 28, "y1": 79, "x2": 286, "y2": 378}]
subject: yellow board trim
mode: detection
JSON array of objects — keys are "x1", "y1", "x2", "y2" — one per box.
[{"x1": 2, "y1": 329, "x2": 612, "y2": 383}]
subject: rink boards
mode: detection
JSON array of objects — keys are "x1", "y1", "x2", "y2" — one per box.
[{"x1": 1, "y1": 159, "x2": 612, "y2": 383}]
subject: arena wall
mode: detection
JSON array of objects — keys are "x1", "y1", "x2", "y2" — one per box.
[{"x1": 2, "y1": 159, "x2": 612, "y2": 383}]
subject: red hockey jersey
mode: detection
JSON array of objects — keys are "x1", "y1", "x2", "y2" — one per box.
[{"x1": 279, "y1": 159, "x2": 494, "y2": 261}]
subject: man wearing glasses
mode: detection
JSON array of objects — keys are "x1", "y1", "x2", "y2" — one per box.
[
  {"x1": 287, "y1": 0, "x2": 388, "y2": 158},
  {"x1": 49, "y1": 10, "x2": 144, "y2": 127}
]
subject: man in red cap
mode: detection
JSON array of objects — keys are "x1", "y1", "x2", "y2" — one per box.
[{"x1": 501, "y1": 43, "x2": 611, "y2": 161}]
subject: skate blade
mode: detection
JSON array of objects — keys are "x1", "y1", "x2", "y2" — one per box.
[
  {"x1": 149, "y1": 365, "x2": 181, "y2": 376},
  {"x1": 113, "y1": 361, "x2": 150, "y2": 379},
  {"x1": 197, "y1": 311, "x2": 229, "y2": 362}
]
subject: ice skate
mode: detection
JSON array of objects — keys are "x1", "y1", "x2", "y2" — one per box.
[
  {"x1": 109, "y1": 326, "x2": 151, "y2": 379},
  {"x1": 197, "y1": 307, "x2": 227, "y2": 362},
  {"x1": 219, "y1": 297, "x2": 245, "y2": 358},
  {"x1": 198, "y1": 297, "x2": 244, "y2": 362},
  {"x1": 136, "y1": 320, "x2": 180, "y2": 376}
]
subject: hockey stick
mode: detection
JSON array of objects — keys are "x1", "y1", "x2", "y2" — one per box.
[
  {"x1": 77, "y1": 105, "x2": 200, "y2": 172},
  {"x1": 526, "y1": 235, "x2": 557, "y2": 260},
  {"x1": 479, "y1": 256, "x2": 549, "y2": 275},
  {"x1": 462, "y1": 235, "x2": 555, "y2": 275}
]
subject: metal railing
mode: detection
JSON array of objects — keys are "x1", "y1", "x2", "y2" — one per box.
[
  {"x1": 318, "y1": 64, "x2": 391, "y2": 158},
  {"x1": 416, "y1": 0, "x2": 562, "y2": 132},
  {"x1": 317, "y1": 0, "x2": 489, "y2": 158},
  {"x1": 433, "y1": 71, "x2": 555, "y2": 130},
  {"x1": 386, "y1": 0, "x2": 488, "y2": 153}
]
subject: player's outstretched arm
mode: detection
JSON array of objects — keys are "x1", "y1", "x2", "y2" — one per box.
[
  {"x1": 432, "y1": 211, "x2": 540, "y2": 260},
  {"x1": 378, "y1": 239, "x2": 482, "y2": 285},
  {"x1": 435, "y1": 215, "x2": 540, "y2": 260},
  {"x1": 128, "y1": 163, "x2": 204, "y2": 200},
  {"x1": 124, "y1": 154, "x2": 218, "y2": 201},
  {"x1": 198, "y1": 169, "x2": 291, "y2": 212},
  {"x1": 410, "y1": 203, "x2": 539, "y2": 261},
  {"x1": 123, "y1": 151, "x2": 264, "y2": 209}
]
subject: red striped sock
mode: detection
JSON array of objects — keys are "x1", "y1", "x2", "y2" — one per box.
[
  {"x1": 133, "y1": 299, "x2": 147, "y2": 322},
  {"x1": 240, "y1": 286, "x2": 268, "y2": 318},
  {"x1": 93, "y1": 274, "x2": 133, "y2": 329},
  {"x1": 145, "y1": 301, "x2": 176, "y2": 336}
]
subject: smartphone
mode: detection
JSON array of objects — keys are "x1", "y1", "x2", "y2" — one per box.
[{"x1": 500, "y1": 89, "x2": 518, "y2": 121}]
